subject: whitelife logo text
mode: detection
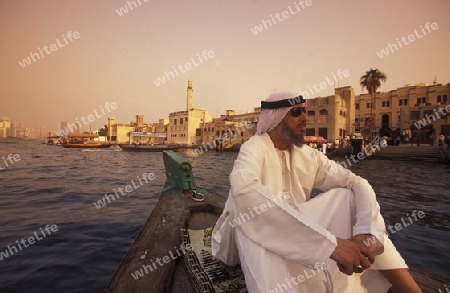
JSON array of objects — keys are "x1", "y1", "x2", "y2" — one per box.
[{"x1": 18, "y1": 31, "x2": 81, "y2": 68}]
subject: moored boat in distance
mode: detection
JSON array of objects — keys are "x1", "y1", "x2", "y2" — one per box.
[
  {"x1": 118, "y1": 143, "x2": 180, "y2": 152},
  {"x1": 61, "y1": 134, "x2": 111, "y2": 148},
  {"x1": 62, "y1": 142, "x2": 111, "y2": 148},
  {"x1": 303, "y1": 135, "x2": 328, "y2": 144},
  {"x1": 43, "y1": 135, "x2": 62, "y2": 145}
]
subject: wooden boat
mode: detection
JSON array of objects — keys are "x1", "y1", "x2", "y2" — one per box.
[
  {"x1": 61, "y1": 134, "x2": 111, "y2": 148},
  {"x1": 62, "y1": 142, "x2": 111, "y2": 148},
  {"x1": 223, "y1": 142, "x2": 242, "y2": 152},
  {"x1": 118, "y1": 144, "x2": 180, "y2": 152},
  {"x1": 304, "y1": 135, "x2": 328, "y2": 144},
  {"x1": 104, "y1": 151, "x2": 449, "y2": 292},
  {"x1": 43, "y1": 136, "x2": 62, "y2": 145}
]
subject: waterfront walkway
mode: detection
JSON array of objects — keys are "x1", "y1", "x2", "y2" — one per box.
[
  {"x1": 331, "y1": 144, "x2": 449, "y2": 162},
  {"x1": 367, "y1": 144, "x2": 448, "y2": 162}
]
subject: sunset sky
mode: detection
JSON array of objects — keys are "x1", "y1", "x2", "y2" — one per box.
[{"x1": 1, "y1": 0, "x2": 449, "y2": 133}]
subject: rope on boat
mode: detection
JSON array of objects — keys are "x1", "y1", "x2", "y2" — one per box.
[{"x1": 190, "y1": 190, "x2": 205, "y2": 202}]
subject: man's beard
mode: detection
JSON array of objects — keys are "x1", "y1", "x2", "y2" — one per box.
[{"x1": 277, "y1": 120, "x2": 304, "y2": 147}]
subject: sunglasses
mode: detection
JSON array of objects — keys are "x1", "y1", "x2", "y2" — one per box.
[{"x1": 289, "y1": 107, "x2": 306, "y2": 117}]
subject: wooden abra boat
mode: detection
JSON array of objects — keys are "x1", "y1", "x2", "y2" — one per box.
[
  {"x1": 43, "y1": 135, "x2": 62, "y2": 145},
  {"x1": 61, "y1": 134, "x2": 111, "y2": 148},
  {"x1": 104, "y1": 151, "x2": 449, "y2": 293},
  {"x1": 62, "y1": 142, "x2": 111, "y2": 148},
  {"x1": 118, "y1": 144, "x2": 180, "y2": 152}
]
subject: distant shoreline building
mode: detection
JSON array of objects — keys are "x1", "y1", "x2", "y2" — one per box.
[
  {"x1": 195, "y1": 109, "x2": 259, "y2": 150},
  {"x1": 195, "y1": 81, "x2": 450, "y2": 146},
  {"x1": 106, "y1": 115, "x2": 168, "y2": 144},
  {"x1": 194, "y1": 86, "x2": 356, "y2": 146},
  {"x1": 355, "y1": 82, "x2": 450, "y2": 143},
  {"x1": 103, "y1": 79, "x2": 450, "y2": 146},
  {"x1": 0, "y1": 117, "x2": 29, "y2": 138},
  {"x1": 167, "y1": 79, "x2": 213, "y2": 145},
  {"x1": 0, "y1": 117, "x2": 11, "y2": 138},
  {"x1": 304, "y1": 86, "x2": 355, "y2": 141}
]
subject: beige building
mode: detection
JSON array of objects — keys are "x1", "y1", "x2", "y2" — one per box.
[
  {"x1": 107, "y1": 116, "x2": 168, "y2": 144},
  {"x1": 10, "y1": 122, "x2": 24, "y2": 137},
  {"x1": 107, "y1": 117, "x2": 134, "y2": 142},
  {"x1": 305, "y1": 86, "x2": 355, "y2": 141},
  {"x1": 0, "y1": 117, "x2": 45, "y2": 139},
  {"x1": 107, "y1": 80, "x2": 450, "y2": 147},
  {"x1": 25, "y1": 126, "x2": 46, "y2": 139},
  {"x1": 167, "y1": 79, "x2": 213, "y2": 145},
  {"x1": 355, "y1": 82, "x2": 450, "y2": 143},
  {"x1": 0, "y1": 116, "x2": 11, "y2": 138},
  {"x1": 57, "y1": 121, "x2": 81, "y2": 135},
  {"x1": 194, "y1": 87, "x2": 356, "y2": 146},
  {"x1": 195, "y1": 109, "x2": 259, "y2": 149},
  {"x1": 193, "y1": 82, "x2": 450, "y2": 146},
  {"x1": 222, "y1": 109, "x2": 261, "y2": 126}
]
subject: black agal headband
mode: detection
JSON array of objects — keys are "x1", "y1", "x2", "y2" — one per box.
[{"x1": 261, "y1": 95, "x2": 305, "y2": 109}]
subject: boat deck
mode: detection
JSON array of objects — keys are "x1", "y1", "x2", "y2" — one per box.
[
  {"x1": 104, "y1": 189, "x2": 224, "y2": 292},
  {"x1": 105, "y1": 189, "x2": 449, "y2": 293},
  {"x1": 104, "y1": 151, "x2": 449, "y2": 293}
]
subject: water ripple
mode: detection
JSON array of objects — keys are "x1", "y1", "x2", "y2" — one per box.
[{"x1": 0, "y1": 141, "x2": 449, "y2": 292}]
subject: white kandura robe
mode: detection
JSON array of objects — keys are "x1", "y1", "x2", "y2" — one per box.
[{"x1": 212, "y1": 133, "x2": 407, "y2": 293}]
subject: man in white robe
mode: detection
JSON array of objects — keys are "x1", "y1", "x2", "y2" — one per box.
[{"x1": 212, "y1": 91, "x2": 422, "y2": 293}]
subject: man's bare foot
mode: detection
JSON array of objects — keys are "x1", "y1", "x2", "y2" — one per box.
[
  {"x1": 380, "y1": 269, "x2": 422, "y2": 293},
  {"x1": 351, "y1": 235, "x2": 422, "y2": 292}
]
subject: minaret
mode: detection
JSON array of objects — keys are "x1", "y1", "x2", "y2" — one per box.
[{"x1": 186, "y1": 79, "x2": 193, "y2": 111}]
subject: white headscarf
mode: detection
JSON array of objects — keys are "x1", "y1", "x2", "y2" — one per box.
[{"x1": 256, "y1": 91, "x2": 299, "y2": 135}]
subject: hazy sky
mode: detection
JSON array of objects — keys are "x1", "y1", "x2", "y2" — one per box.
[{"x1": 1, "y1": 0, "x2": 449, "y2": 132}]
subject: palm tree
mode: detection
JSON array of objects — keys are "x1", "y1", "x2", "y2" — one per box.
[{"x1": 360, "y1": 69, "x2": 387, "y2": 140}]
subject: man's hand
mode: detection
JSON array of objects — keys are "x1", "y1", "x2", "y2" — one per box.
[
  {"x1": 330, "y1": 238, "x2": 375, "y2": 275},
  {"x1": 351, "y1": 234, "x2": 384, "y2": 256}
]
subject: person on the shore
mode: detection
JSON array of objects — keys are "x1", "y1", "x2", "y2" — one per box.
[
  {"x1": 439, "y1": 133, "x2": 445, "y2": 147},
  {"x1": 445, "y1": 136, "x2": 450, "y2": 158},
  {"x1": 212, "y1": 91, "x2": 422, "y2": 293},
  {"x1": 429, "y1": 134, "x2": 434, "y2": 147}
]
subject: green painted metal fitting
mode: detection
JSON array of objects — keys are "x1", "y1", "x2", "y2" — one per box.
[{"x1": 163, "y1": 150, "x2": 197, "y2": 191}]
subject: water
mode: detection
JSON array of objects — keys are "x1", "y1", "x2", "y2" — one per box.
[{"x1": 0, "y1": 139, "x2": 449, "y2": 292}]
